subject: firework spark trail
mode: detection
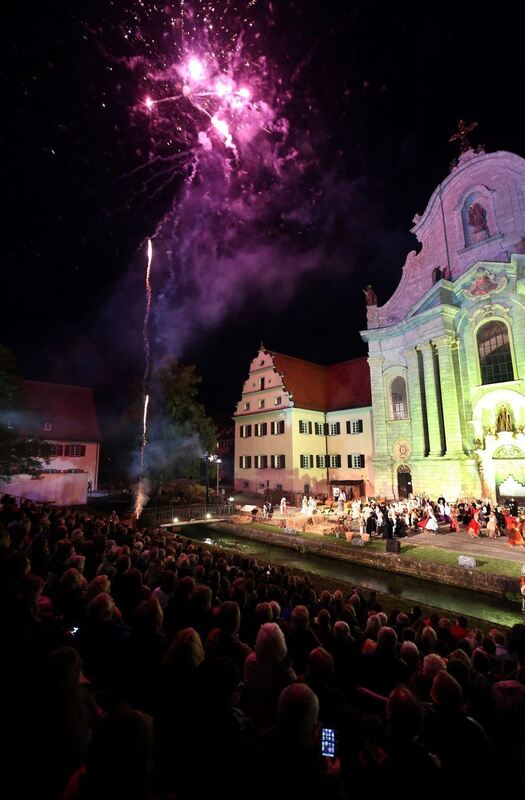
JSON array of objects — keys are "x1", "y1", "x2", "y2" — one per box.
[
  {"x1": 134, "y1": 238, "x2": 153, "y2": 519},
  {"x1": 143, "y1": 237, "x2": 153, "y2": 388},
  {"x1": 166, "y1": 153, "x2": 199, "y2": 286}
]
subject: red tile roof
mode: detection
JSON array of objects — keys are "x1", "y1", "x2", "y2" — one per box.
[
  {"x1": 22, "y1": 381, "x2": 101, "y2": 441},
  {"x1": 270, "y1": 352, "x2": 326, "y2": 411},
  {"x1": 269, "y1": 352, "x2": 371, "y2": 411},
  {"x1": 326, "y1": 357, "x2": 372, "y2": 410}
]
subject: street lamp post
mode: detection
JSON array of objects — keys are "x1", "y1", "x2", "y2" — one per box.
[
  {"x1": 204, "y1": 452, "x2": 221, "y2": 505},
  {"x1": 216, "y1": 458, "x2": 222, "y2": 500},
  {"x1": 204, "y1": 455, "x2": 210, "y2": 505}
]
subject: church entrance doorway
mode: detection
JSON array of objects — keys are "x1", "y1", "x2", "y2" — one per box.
[{"x1": 397, "y1": 465, "x2": 412, "y2": 499}]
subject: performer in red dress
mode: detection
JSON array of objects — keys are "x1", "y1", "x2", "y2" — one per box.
[
  {"x1": 466, "y1": 505, "x2": 481, "y2": 538},
  {"x1": 503, "y1": 510, "x2": 525, "y2": 547}
]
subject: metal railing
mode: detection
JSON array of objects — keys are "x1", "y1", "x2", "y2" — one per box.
[{"x1": 140, "y1": 504, "x2": 236, "y2": 528}]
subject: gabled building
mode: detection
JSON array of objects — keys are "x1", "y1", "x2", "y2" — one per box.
[
  {"x1": 361, "y1": 147, "x2": 525, "y2": 502},
  {"x1": 234, "y1": 346, "x2": 373, "y2": 497},
  {"x1": 0, "y1": 381, "x2": 101, "y2": 505}
]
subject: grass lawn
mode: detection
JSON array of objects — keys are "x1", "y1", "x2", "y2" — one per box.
[
  {"x1": 238, "y1": 522, "x2": 522, "y2": 577},
  {"x1": 399, "y1": 544, "x2": 522, "y2": 576}
]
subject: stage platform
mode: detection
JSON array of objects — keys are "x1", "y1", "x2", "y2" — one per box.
[{"x1": 387, "y1": 525, "x2": 525, "y2": 564}]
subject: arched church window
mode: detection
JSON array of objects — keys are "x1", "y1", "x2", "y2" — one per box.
[
  {"x1": 477, "y1": 320, "x2": 514, "y2": 385},
  {"x1": 391, "y1": 377, "x2": 408, "y2": 420}
]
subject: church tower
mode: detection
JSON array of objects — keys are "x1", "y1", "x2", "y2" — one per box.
[{"x1": 361, "y1": 147, "x2": 525, "y2": 502}]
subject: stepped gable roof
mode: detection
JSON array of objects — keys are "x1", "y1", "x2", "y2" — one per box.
[
  {"x1": 326, "y1": 356, "x2": 371, "y2": 410},
  {"x1": 22, "y1": 380, "x2": 101, "y2": 441},
  {"x1": 268, "y1": 351, "x2": 371, "y2": 412}
]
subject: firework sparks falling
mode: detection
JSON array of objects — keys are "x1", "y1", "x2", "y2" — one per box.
[{"x1": 134, "y1": 238, "x2": 153, "y2": 519}]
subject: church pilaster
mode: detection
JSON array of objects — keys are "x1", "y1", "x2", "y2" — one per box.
[
  {"x1": 433, "y1": 335, "x2": 464, "y2": 456},
  {"x1": 367, "y1": 356, "x2": 388, "y2": 458},
  {"x1": 403, "y1": 347, "x2": 426, "y2": 458},
  {"x1": 417, "y1": 342, "x2": 443, "y2": 457}
]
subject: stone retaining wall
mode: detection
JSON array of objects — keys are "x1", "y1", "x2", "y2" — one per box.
[{"x1": 210, "y1": 522, "x2": 520, "y2": 601}]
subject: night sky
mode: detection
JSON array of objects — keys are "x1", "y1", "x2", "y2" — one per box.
[{"x1": 3, "y1": 2, "x2": 523, "y2": 444}]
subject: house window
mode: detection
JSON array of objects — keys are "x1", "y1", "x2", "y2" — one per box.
[
  {"x1": 44, "y1": 422, "x2": 52, "y2": 432},
  {"x1": 314, "y1": 422, "x2": 324, "y2": 435},
  {"x1": 271, "y1": 420, "x2": 285, "y2": 435},
  {"x1": 391, "y1": 377, "x2": 408, "y2": 420},
  {"x1": 316, "y1": 454, "x2": 327, "y2": 468},
  {"x1": 348, "y1": 454, "x2": 365, "y2": 469},
  {"x1": 477, "y1": 320, "x2": 514, "y2": 384},
  {"x1": 274, "y1": 396, "x2": 282, "y2": 405},
  {"x1": 239, "y1": 455, "x2": 252, "y2": 469},
  {"x1": 64, "y1": 444, "x2": 86, "y2": 457},
  {"x1": 258, "y1": 399, "x2": 265, "y2": 409},
  {"x1": 240, "y1": 424, "x2": 252, "y2": 438},
  {"x1": 255, "y1": 422, "x2": 267, "y2": 437},
  {"x1": 271, "y1": 454, "x2": 286, "y2": 469},
  {"x1": 346, "y1": 419, "x2": 363, "y2": 434},
  {"x1": 243, "y1": 402, "x2": 250, "y2": 411},
  {"x1": 259, "y1": 377, "x2": 265, "y2": 391},
  {"x1": 259, "y1": 360, "x2": 265, "y2": 366},
  {"x1": 299, "y1": 420, "x2": 313, "y2": 434},
  {"x1": 329, "y1": 422, "x2": 340, "y2": 436},
  {"x1": 254, "y1": 455, "x2": 268, "y2": 469},
  {"x1": 300, "y1": 454, "x2": 314, "y2": 469},
  {"x1": 328, "y1": 454, "x2": 341, "y2": 468},
  {"x1": 50, "y1": 444, "x2": 63, "y2": 457}
]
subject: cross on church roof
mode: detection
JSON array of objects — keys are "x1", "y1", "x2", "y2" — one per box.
[{"x1": 449, "y1": 119, "x2": 478, "y2": 154}]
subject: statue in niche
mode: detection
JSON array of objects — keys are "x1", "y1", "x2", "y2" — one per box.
[
  {"x1": 363, "y1": 285, "x2": 378, "y2": 306},
  {"x1": 468, "y1": 202, "x2": 489, "y2": 235},
  {"x1": 496, "y1": 405, "x2": 513, "y2": 433}
]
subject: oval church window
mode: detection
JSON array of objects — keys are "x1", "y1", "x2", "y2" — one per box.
[{"x1": 477, "y1": 321, "x2": 514, "y2": 385}]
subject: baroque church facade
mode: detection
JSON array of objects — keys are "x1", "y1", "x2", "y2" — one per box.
[{"x1": 361, "y1": 147, "x2": 525, "y2": 502}]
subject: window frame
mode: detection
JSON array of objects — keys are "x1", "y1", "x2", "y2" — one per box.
[
  {"x1": 390, "y1": 376, "x2": 408, "y2": 420},
  {"x1": 476, "y1": 318, "x2": 515, "y2": 385},
  {"x1": 346, "y1": 419, "x2": 363, "y2": 434},
  {"x1": 64, "y1": 443, "x2": 86, "y2": 457}
]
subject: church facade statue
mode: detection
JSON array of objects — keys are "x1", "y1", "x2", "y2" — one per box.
[
  {"x1": 468, "y1": 202, "x2": 488, "y2": 233},
  {"x1": 363, "y1": 285, "x2": 378, "y2": 306},
  {"x1": 496, "y1": 405, "x2": 513, "y2": 433}
]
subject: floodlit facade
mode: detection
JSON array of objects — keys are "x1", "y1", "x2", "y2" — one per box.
[
  {"x1": 234, "y1": 347, "x2": 374, "y2": 497},
  {"x1": 361, "y1": 148, "x2": 525, "y2": 502},
  {"x1": 0, "y1": 381, "x2": 101, "y2": 505}
]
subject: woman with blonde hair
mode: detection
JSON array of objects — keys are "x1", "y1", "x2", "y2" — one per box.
[{"x1": 243, "y1": 622, "x2": 296, "y2": 728}]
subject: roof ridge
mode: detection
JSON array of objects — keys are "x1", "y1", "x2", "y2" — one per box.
[
  {"x1": 23, "y1": 380, "x2": 94, "y2": 392},
  {"x1": 268, "y1": 350, "x2": 329, "y2": 369}
]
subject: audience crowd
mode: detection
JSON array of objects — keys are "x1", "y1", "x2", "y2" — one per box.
[{"x1": 1, "y1": 494, "x2": 525, "y2": 799}]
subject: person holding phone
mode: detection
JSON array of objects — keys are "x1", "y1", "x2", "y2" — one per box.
[{"x1": 252, "y1": 684, "x2": 344, "y2": 799}]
